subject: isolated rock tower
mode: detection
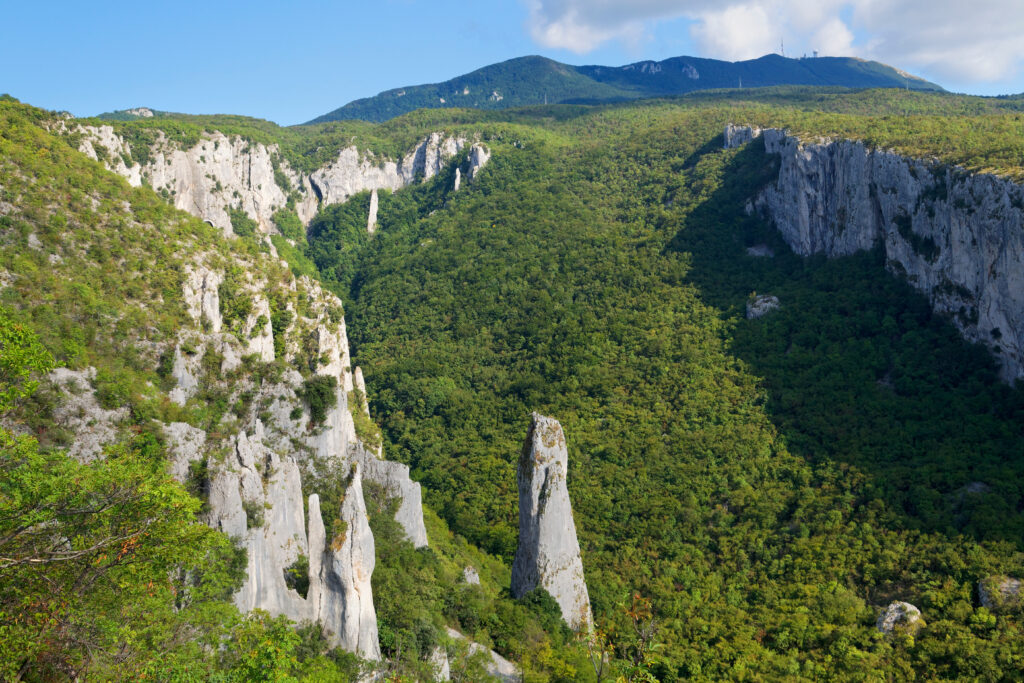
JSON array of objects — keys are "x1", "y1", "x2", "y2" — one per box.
[{"x1": 511, "y1": 413, "x2": 592, "y2": 630}]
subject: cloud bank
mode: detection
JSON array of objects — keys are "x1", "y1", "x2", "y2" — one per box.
[{"x1": 524, "y1": 0, "x2": 1024, "y2": 83}]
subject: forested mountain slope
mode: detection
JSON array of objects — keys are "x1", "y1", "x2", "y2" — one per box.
[
  {"x1": 306, "y1": 53, "x2": 943, "y2": 123},
  {"x1": 316, "y1": 102, "x2": 1024, "y2": 680},
  {"x1": 2, "y1": 88, "x2": 1024, "y2": 681}
]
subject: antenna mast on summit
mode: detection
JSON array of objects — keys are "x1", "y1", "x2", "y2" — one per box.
[{"x1": 780, "y1": 38, "x2": 785, "y2": 57}]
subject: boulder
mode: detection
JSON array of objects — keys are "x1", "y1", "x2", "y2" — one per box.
[
  {"x1": 877, "y1": 601, "x2": 923, "y2": 635},
  {"x1": 746, "y1": 294, "x2": 780, "y2": 319}
]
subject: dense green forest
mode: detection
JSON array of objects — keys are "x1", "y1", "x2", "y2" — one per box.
[
  {"x1": 3, "y1": 86, "x2": 1024, "y2": 681},
  {"x1": 300, "y1": 99, "x2": 1024, "y2": 679}
]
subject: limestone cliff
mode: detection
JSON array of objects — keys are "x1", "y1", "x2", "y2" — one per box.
[
  {"x1": 74, "y1": 125, "x2": 489, "y2": 238},
  {"x1": 511, "y1": 413, "x2": 591, "y2": 631},
  {"x1": 48, "y1": 243, "x2": 436, "y2": 661},
  {"x1": 726, "y1": 125, "x2": 1024, "y2": 381},
  {"x1": 76, "y1": 125, "x2": 317, "y2": 235}
]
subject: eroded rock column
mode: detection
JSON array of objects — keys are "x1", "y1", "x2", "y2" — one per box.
[{"x1": 511, "y1": 413, "x2": 591, "y2": 630}]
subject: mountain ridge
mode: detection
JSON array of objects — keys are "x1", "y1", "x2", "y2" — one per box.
[{"x1": 305, "y1": 53, "x2": 944, "y2": 123}]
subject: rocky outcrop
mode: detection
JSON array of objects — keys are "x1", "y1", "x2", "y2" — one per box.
[
  {"x1": 308, "y1": 133, "x2": 467, "y2": 207},
  {"x1": 205, "y1": 425, "x2": 380, "y2": 659},
  {"x1": 182, "y1": 266, "x2": 223, "y2": 332},
  {"x1": 746, "y1": 294, "x2": 780, "y2": 319},
  {"x1": 462, "y1": 566, "x2": 480, "y2": 585},
  {"x1": 445, "y1": 628, "x2": 519, "y2": 682},
  {"x1": 48, "y1": 367, "x2": 127, "y2": 463},
  {"x1": 467, "y1": 143, "x2": 491, "y2": 182},
  {"x1": 877, "y1": 601, "x2": 923, "y2": 634},
  {"x1": 979, "y1": 576, "x2": 1022, "y2": 612},
  {"x1": 367, "y1": 188, "x2": 379, "y2": 234},
  {"x1": 746, "y1": 244, "x2": 775, "y2": 258},
  {"x1": 313, "y1": 465, "x2": 381, "y2": 659},
  {"x1": 75, "y1": 125, "x2": 488, "y2": 240},
  {"x1": 162, "y1": 421, "x2": 206, "y2": 483},
  {"x1": 164, "y1": 256, "x2": 438, "y2": 662},
  {"x1": 723, "y1": 123, "x2": 762, "y2": 149},
  {"x1": 357, "y1": 445, "x2": 429, "y2": 548},
  {"x1": 727, "y1": 124, "x2": 1024, "y2": 381},
  {"x1": 511, "y1": 413, "x2": 591, "y2": 631},
  {"x1": 429, "y1": 646, "x2": 451, "y2": 681},
  {"x1": 76, "y1": 126, "x2": 318, "y2": 235}
]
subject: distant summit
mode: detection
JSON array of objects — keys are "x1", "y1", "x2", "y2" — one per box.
[{"x1": 307, "y1": 53, "x2": 944, "y2": 123}]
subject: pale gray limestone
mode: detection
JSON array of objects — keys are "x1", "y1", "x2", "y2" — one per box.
[{"x1": 511, "y1": 413, "x2": 592, "y2": 630}]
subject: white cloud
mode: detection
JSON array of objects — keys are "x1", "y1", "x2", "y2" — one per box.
[
  {"x1": 524, "y1": 0, "x2": 1024, "y2": 83},
  {"x1": 689, "y1": 4, "x2": 777, "y2": 61}
]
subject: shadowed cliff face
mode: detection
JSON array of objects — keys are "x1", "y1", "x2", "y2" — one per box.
[
  {"x1": 511, "y1": 413, "x2": 591, "y2": 631},
  {"x1": 727, "y1": 124, "x2": 1024, "y2": 381}
]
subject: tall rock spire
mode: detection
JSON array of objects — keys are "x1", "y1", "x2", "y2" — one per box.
[{"x1": 511, "y1": 413, "x2": 592, "y2": 630}]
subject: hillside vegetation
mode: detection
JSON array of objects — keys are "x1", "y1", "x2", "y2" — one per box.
[
  {"x1": 306, "y1": 53, "x2": 943, "y2": 123},
  {"x1": 302, "y1": 97, "x2": 1024, "y2": 680},
  {"x1": 2, "y1": 87, "x2": 1024, "y2": 681}
]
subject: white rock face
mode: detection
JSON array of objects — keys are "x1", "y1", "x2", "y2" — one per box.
[
  {"x1": 309, "y1": 133, "x2": 467, "y2": 207},
  {"x1": 182, "y1": 266, "x2": 223, "y2": 333},
  {"x1": 76, "y1": 126, "x2": 482, "y2": 245},
  {"x1": 511, "y1": 413, "x2": 591, "y2": 630},
  {"x1": 367, "y1": 188, "x2": 379, "y2": 234},
  {"x1": 467, "y1": 144, "x2": 491, "y2": 182},
  {"x1": 206, "y1": 428, "x2": 381, "y2": 659},
  {"x1": 76, "y1": 125, "x2": 142, "y2": 186},
  {"x1": 746, "y1": 294, "x2": 780, "y2": 319},
  {"x1": 730, "y1": 124, "x2": 1024, "y2": 382},
  {"x1": 877, "y1": 601, "x2": 923, "y2": 634},
  {"x1": 723, "y1": 123, "x2": 762, "y2": 149},
  {"x1": 353, "y1": 366, "x2": 370, "y2": 417},
  {"x1": 314, "y1": 465, "x2": 381, "y2": 660},
  {"x1": 162, "y1": 422, "x2": 207, "y2": 483},
  {"x1": 429, "y1": 646, "x2": 451, "y2": 681},
  {"x1": 47, "y1": 367, "x2": 128, "y2": 463},
  {"x1": 76, "y1": 127, "x2": 317, "y2": 235},
  {"x1": 746, "y1": 244, "x2": 775, "y2": 258},
  {"x1": 357, "y1": 445, "x2": 429, "y2": 548},
  {"x1": 160, "y1": 255, "x2": 437, "y2": 663},
  {"x1": 232, "y1": 430, "x2": 311, "y2": 625},
  {"x1": 245, "y1": 295, "x2": 275, "y2": 362},
  {"x1": 462, "y1": 566, "x2": 480, "y2": 585}
]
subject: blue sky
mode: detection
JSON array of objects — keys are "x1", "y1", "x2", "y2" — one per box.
[{"x1": 3, "y1": 0, "x2": 1023, "y2": 125}]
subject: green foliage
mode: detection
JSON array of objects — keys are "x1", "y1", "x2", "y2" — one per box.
[
  {"x1": 298, "y1": 375, "x2": 338, "y2": 425},
  {"x1": 323, "y1": 105, "x2": 1024, "y2": 678},
  {"x1": 220, "y1": 610, "x2": 301, "y2": 682},
  {"x1": 0, "y1": 429, "x2": 245, "y2": 679},
  {"x1": 229, "y1": 207, "x2": 259, "y2": 238},
  {"x1": 218, "y1": 265, "x2": 254, "y2": 336},
  {"x1": 0, "y1": 305, "x2": 54, "y2": 411},
  {"x1": 349, "y1": 389, "x2": 382, "y2": 450},
  {"x1": 284, "y1": 554, "x2": 311, "y2": 599},
  {"x1": 273, "y1": 207, "x2": 306, "y2": 242}
]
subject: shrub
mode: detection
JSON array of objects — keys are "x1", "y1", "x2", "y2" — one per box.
[{"x1": 298, "y1": 375, "x2": 337, "y2": 424}]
